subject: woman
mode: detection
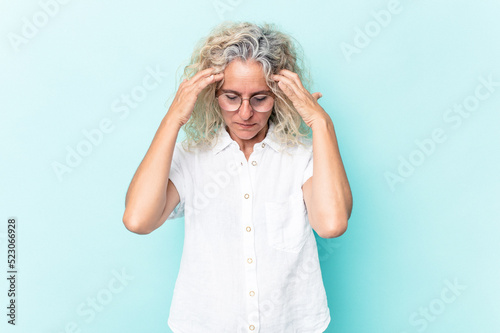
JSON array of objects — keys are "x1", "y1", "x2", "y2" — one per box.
[{"x1": 123, "y1": 21, "x2": 352, "y2": 333}]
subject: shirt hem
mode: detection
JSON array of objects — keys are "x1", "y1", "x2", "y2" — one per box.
[
  {"x1": 168, "y1": 319, "x2": 187, "y2": 333},
  {"x1": 315, "y1": 313, "x2": 331, "y2": 333},
  {"x1": 168, "y1": 315, "x2": 331, "y2": 333}
]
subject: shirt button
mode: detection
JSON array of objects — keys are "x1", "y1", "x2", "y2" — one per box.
[
  {"x1": 244, "y1": 193, "x2": 250, "y2": 199},
  {"x1": 247, "y1": 258, "x2": 253, "y2": 264},
  {"x1": 249, "y1": 325, "x2": 255, "y2": 331},
  {"x1": 240, "y1": 162, "x2": 243, "y2": 166},
  {"x1": 261, "y1": 143, "x2": 266, "y2": 148},
  {"x1": 249, "y1": 291, "x2": 255, "y2": 296},
  {"x1": 246, "y1": 226, "x2": 251, "y2": 232},
  {"x1": 251, "y1": 160, "x2": 257, "y2": 166}
]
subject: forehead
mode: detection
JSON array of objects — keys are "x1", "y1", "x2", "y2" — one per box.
[{"x1": 221, "y1": 59, "x2": 268, "y2": 93}]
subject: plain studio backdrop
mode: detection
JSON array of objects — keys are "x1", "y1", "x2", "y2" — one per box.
[{"x1": 1, "y1": 0, "x2": 499, "y2": 332}]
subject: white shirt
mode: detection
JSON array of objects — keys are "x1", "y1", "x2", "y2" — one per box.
[{"x1": 166, "y1": 120, "x2": 331, "y2": 333}]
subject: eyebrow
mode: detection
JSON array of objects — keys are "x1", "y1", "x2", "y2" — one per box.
[{"x1": 220, "y1": 89, "x2": 272, "y2": 95}]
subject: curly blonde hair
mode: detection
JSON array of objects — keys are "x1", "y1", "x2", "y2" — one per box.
[{"x1": 172, "y1": 20, "x2": 314, "y2": 152}]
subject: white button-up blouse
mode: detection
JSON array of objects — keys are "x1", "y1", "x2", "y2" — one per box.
[{"x1": 166, "y1": 120, "x2": 331, "y2": 333}]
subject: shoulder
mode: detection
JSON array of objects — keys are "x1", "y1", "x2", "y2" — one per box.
[
  {"x1": 177, "y1": 140, "x2": 204, "y2": 154},
  {"x1": 174, "y1": 140, "x2": 215, "y2": 161},
  {"x1": 278, "y1": 135, "x2": 312, "y2": 158}
]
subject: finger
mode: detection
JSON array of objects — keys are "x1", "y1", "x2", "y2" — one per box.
[
  {"x1": 205, "y1": 72, "x2": 224, "y2": 83},
  {"x1": 192, "y1": 72, "x2": 224, "y2": 95},
  {"x1": 273, "y1": 74, "x2": 303, "y2": 98},
  {"x1": 312, "y1": 92, "x2": 323, "y2": 100},
  {"x1": 188, "y1": 67, "x2": 219, "y2": 83},
  {"x1": 214, "y1": 72, "x2": 224, "y2": 81},
  {"x1": 277, "y1": 69, "x2": 305, "y2": 89}
]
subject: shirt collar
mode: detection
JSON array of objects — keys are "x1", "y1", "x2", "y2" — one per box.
[{"x1": 213, "y1": 121, "x2": 281, "y2": 155}]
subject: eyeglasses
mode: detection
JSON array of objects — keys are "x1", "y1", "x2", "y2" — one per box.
[{"x1": 215, "y1": 90, "x2": 275, "y2": 112}]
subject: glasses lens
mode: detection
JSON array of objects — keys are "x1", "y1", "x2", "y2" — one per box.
[
  {"x1": 250, "y1": 95, "x2": 274, "y2": 112},
  {"x1": 218, "y1": 94, "x2": 240, "y2": 111},
  {"x1": 218, "y1": 93, "x2": 274, "y2": 112}
]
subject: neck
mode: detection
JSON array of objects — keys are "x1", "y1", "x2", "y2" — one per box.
[{"x1": 227, "y1": 122, "x2": 269, "y2": 152}]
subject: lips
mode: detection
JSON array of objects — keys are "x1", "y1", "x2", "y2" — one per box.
[{"x1": 237, "y1": 123, "x2": 255, "y2": 128}]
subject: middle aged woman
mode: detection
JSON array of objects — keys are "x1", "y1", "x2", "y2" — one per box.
[{"x1": 123, "y1": 20, "x2": 353, "y2": 333}]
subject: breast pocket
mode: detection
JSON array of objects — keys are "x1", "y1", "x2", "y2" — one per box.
[{"x1": 264, "y1": 190, "x2": 310, "y2": 253}]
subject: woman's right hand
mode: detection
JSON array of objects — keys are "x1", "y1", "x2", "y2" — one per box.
[{"x1": 167, "y1": 67, "x2": 224, "y2": 127}]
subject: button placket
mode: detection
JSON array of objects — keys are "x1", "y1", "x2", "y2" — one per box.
[{"x1": 238, "y1": 153, "x2": 260, "y2": 332}]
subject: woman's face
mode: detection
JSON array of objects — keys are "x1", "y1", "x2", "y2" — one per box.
[{"x1": 219, "y1": 58, "x2": 273, "y2": 143}]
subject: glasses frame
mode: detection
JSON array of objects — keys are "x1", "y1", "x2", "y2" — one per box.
[{"x1": 215, "y1": 89, "x2": 276, "y2": 113}]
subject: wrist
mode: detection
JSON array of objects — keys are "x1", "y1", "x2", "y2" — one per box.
[
  {"x1": 309, "y1": 111, "x2": 332, "y2": 130},
  {"x1": 163, "y1": 112, "x2": 186, "y2": 131}
]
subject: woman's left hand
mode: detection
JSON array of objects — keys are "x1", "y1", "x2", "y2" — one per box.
[{"x1": 272, "y1": 69, "x2": 327, "y2": 128}]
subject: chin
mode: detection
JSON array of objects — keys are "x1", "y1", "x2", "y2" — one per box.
[{"x1": 235, "y1": 130, "x2": 255, "y2": 138}]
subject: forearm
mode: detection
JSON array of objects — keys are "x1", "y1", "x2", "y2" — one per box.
[
  {"x1": 310, "y1": 114, "x2": 352, "y2": 235},
  {"x1": 123, "y1": 112, "x2": 182, "y2": 232}
]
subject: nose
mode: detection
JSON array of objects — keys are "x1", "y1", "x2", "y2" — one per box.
[{"x1": 238, "y1": 99, "x2": 253, "y2": 120}]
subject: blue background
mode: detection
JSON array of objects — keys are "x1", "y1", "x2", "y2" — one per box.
[{"x1": 1, "y1": 0, "x2": 499, "y2": 332}]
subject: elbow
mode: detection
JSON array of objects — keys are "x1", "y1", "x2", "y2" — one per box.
[
  {"x1": 317, "y1": 195, "x2": 353, "y2": 239},
  {"x1": 122, "y1": 212, "x2": 153, "y2": 235},
  {"x1": 317, "y1": 213, "x2": 349, "y2": 239}
]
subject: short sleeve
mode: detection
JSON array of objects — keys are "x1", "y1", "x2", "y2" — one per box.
[
  {"x1": 167, "y1": 142, "x2": 186, "y2": 220},
  {"x1": 302, "y1": 146, "x2": 313, "y2": 186}
]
